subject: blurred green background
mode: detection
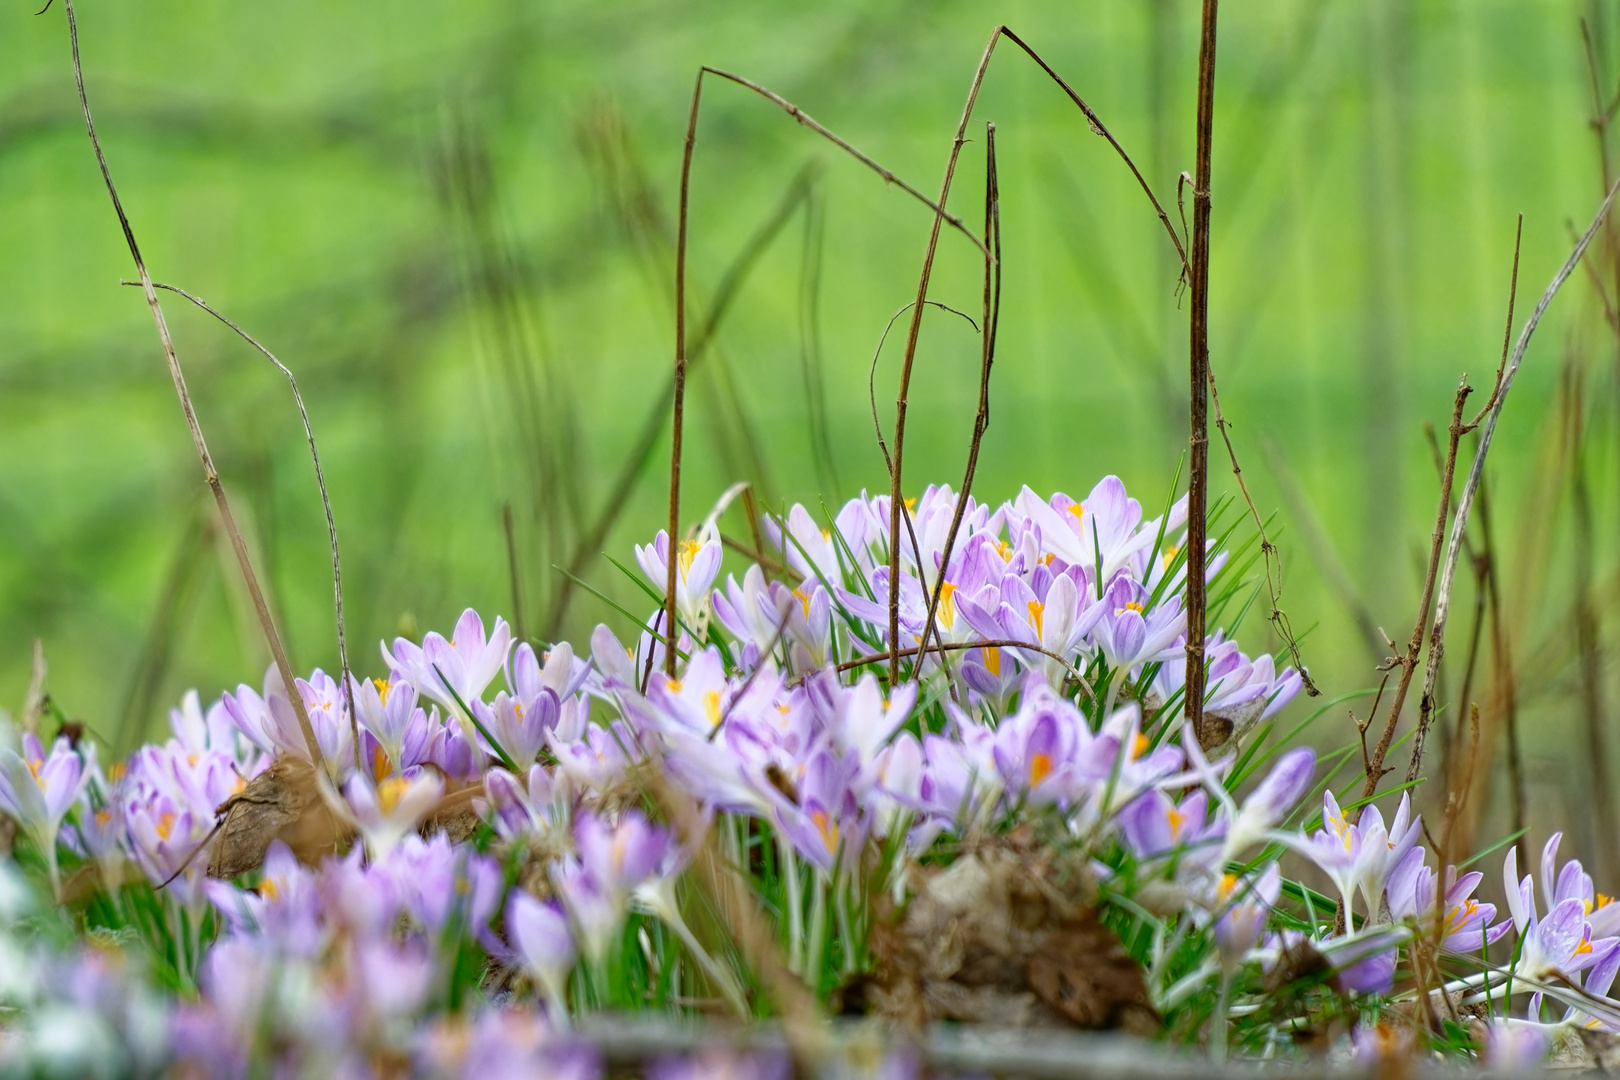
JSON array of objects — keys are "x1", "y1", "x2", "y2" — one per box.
[{"x1": 4, "y1": 0, "x2": 1619, "y2": 860}]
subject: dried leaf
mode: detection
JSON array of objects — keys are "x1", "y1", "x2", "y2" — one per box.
[
  {"x1": 1027, "y1": 910, "x2": 1156, "y2": 1033},
  {"x1": 207, "y1": 756, "x2": 345, "y2": 879},
  {"x1": 864, "y1": 836, "x2": 1152, "y2": 1032}
]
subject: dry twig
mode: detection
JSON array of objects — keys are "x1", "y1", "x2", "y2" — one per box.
[{"x1": 57, "y1": 0, "x2": 324, "y2": 772}]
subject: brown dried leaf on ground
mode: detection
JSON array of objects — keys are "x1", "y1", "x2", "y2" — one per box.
[
  {"x1": 861, "y1": 832, "x2": 1156, "y2": 1034},
  {"x1": 207, "y1": 756, "x2": 346, "y2": 879}
]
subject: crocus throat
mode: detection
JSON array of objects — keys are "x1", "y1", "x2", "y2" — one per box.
[
  {"x1": 378, "y1": 776, "x2": 410, "y2": 816},
  {"x1": 1029, "y1": 752, "x2": 1053, "y2": 787},
  {"x1": 677, "y1": 540, "x2": 701, "y2": 582},
  {"x1": 812, "y1": 809, "x2": 839, "y2": 853},
  {"x1": 938, "y1": 582, "x2": 957, "y2": 629}
]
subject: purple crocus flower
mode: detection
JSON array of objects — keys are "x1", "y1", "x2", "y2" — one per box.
[
  {"x1": 1119, "y1": 788, "x2": 1221, "y2": 871},
  {"x1": 1385, "y1": 847, "x2": 1510, "y2": 955},
  {"x1": 714, "y1": 564, "x2": 791, "y2": 662},
  {"x1": 0, "y1": 734, "x2": 93, "y2": 893},
  {"x1": 1503, "y1": 844, "x2": 1619, "y2": 981},
  {"x1": 481, "y1": 764, "x2": 562, "y2": 842},
  {"x1": 385, "y1": 608, "x2": 513, "y2": 716},
  {"x1": 1220, "y1": 747, "x2": 1315, "y2": 860},
  {"x1": 1213, "y1": 863, "x2": 1281, "y2": 974},
  {"x1": 342, "y1": 771, "x2": 444, "y2": 859},
  {"x1": 992, "y1": 677, "x2": 1082, "y2": 805},
  {"x1": 774, "y1": 747, "x2": 865, "y2": 874},
  {"x1": 351, "y1": 674, "x2": 427, "y2": 781},
  {"x1": 1091, "y1": 577, "x2": 1185, "y2": 673},
  {"x1": 1481, "y1": 1020, "x2": 1550, "y2": 1070},
  {"x1": 505, "y1": 891, "x2": 577, "y2": 1022},
  {"x1": 473, "y1": 688, "x2": 560, "y2": 769},
  {"x1": 763, "y1": 502, "x2": 866, "y2": 585},
  {"x1": 635, "y1": 529, "x2": 723, "y2": 627}
]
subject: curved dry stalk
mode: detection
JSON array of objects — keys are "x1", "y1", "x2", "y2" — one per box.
[
  {"x1": 58, "y1": 0, "x2": 323, "y2": 772},
  {"x1": 883, "y1": 25, "x2": 1197, "y2": 685},
  {"x1": 912, "y1": 122, "x2": 1001, "y2": 679},
  {"x1": 1407, "y1": 176, "x2": 1620, "y2": 785},
  {"x1": 125, "y1": 280, "x2": 360, "y2": 771}
]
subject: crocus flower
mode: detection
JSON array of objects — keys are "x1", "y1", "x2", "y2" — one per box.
[
  {"x1": 341, "y1": 771, "x2": 444, "y2": 859},
  {"x1": 1220, "y1": 747, "x2": 1315, "y2": 861},
  {"x1": 505, "y1": 891, "x2": 576, "y2": 1022},
  {"x1": 1385, "y1": 848, "x2": 1510, "y2": 954},
  {"x1": 635, "y1": 529, "x2": 723, "y2": 627},
  {"x1": 1481, "y1": 1020, "x2": 1550, "y2": 1070},
  {"x1": 0, "y1": 734, "x2": 94, "y2": 894},
  {"x1": 1213, "y1": 863, "x2": 1281, "y2": 974},
  {"x1": 472, "y1": 688, "x2": 560, "y2": 769},
  {"x1": 351, "y1": 674, "x2": 427, "y2": 780},
  {"x1": 1091, "y1": 577, "x2": 1185, "y2": 674},
  {"x1": 386, "y1": 608, "x2": 512, "y2": 716},
  {"x1": 1502, "y1": 845, "x2": 1619, "y2": 981}
]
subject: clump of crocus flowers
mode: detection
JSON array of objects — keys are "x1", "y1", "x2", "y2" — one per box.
[{"x1": 0, "y1": 476, "x2": 1603, "y2": 1076}]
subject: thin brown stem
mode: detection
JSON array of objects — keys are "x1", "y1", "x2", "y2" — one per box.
[
  {"x1": 1412, "y1": 177, "x2": 1620, "y2": 785},
  {"x1": 884, "y1": 25, "x2": 1195, "y2": 685},
  {"x1": 665, "y1": 72, "x2": 703, "y2": 677},
  {"x1": 130, "y1": 280, "x2": 358, "y2": 769},
  {"x1": 1184, "y1": 0, "x2": 1220, "y2": 744},
  {"x1": 1355, "y1": 378, "x2": 1469, "y2": 810},
  {"x1": 60, "y1": 0, "x2": 323, "y2": 772},
  {"x1": 914, "y1": 122, "x2": 1001, "y2": 680}
]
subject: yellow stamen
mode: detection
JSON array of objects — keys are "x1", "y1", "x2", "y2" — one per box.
[
  {"x1": 677, "y1": 539, "x2": 702, "y2": 582},
  {"x1": 1029, "y1": 752, "x2": 1053, "y2": 787},
  {"x1": 1217, "y1": 873, "x2": 1238, "y2": 902},
  {"x1": 1577, "y1": 939, "x2": 1595, "y2": 956},
  {"x1": 812, "y1": 809, "x2": 840, "y2": 853},
  {"x1": 1162, "y1": 544, "x2": 1181, "y2": 570},
  {"x1": 993, "y1": 538, "x2": 1013, "y2": 562},
  {"x1": 94, "y1": 809, "x2": 112, "y2": 828},
  {"x1": 260, "y1": 878, "x2": 281, "y2": 902},
  {"x1": 1026, "y1": 600, "x2": 1045, "y2": 640},
  {"x1": 666, "y1": 678, "x2": 682, "y2": 693},
  {"x1": 373, "y1": 678, "x2": 392, "y2": 705},
  {"x1": 108, "y1": 762, "x2": 127, "y2": 783},
  {"x1": 377, "y1": 776, "x2": 410, "y2": 816},
  {"x1": 1067, "y1": 504, "x2": 1084, "y2": 525},
  {"x1": 156, "y1": 812, "x2": 176, "y2": 841},
  {"x1": 983, "y1": 646, "x2": 1001, "y2": 677},
  {"x1": 792, "y1": 589, "x2": 812, "y2": 621},
  {"x1": 1041, "y1": 553, "x2": 1055, "y2": 566},
  {"x1": 1166, "y1": 806, "x2": 1187, "y2": 839},
  {"x1": 938, "y1": 582, "x2": 957, "y2": 630},
  {"x1": 704, "y1": 690, "x2": 723, "y2": 730},
  {"x1": 26, "y1": 759, "x2": 45, "y2": 791},
  {"x1": 820, "y1": 529, "x2": 831, "y2": 542},
  {"x1": 1131, "y1": 733, "x2": 1150, "y2": 760},
  {"x1": 1124, "y1": 601, "x2": 1145, "y2": 614},
  {"x1": 904, "y1": 497, "x2": 917, "y2": 513},
  {"x1": 1601, "y1": 894, "x2": 1616, "y2": 910},
  {"x1": 372, "y1": 743, "x2": 391, "y2": 783}
]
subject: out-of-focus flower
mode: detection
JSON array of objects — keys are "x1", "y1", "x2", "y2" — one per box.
[
  {"x1": 1480, "y1": 1019, "x2": 1550, "y2": 1070},
  {"x1": 341, "y1": 771, "x2": 444, "y2": 858},
  {"x1": 1221, "y1": 747, "x2": 1314, "y2": 861},
  {"x1": 505, "y1": 891, "x2": 576, "y2": 1022},
  {"x1": 1213, "y1": 864, "x2": 1280, "y2": 973},
  {"x1": 0, "y1": 734, "x2": 92, "y2": 892}
]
